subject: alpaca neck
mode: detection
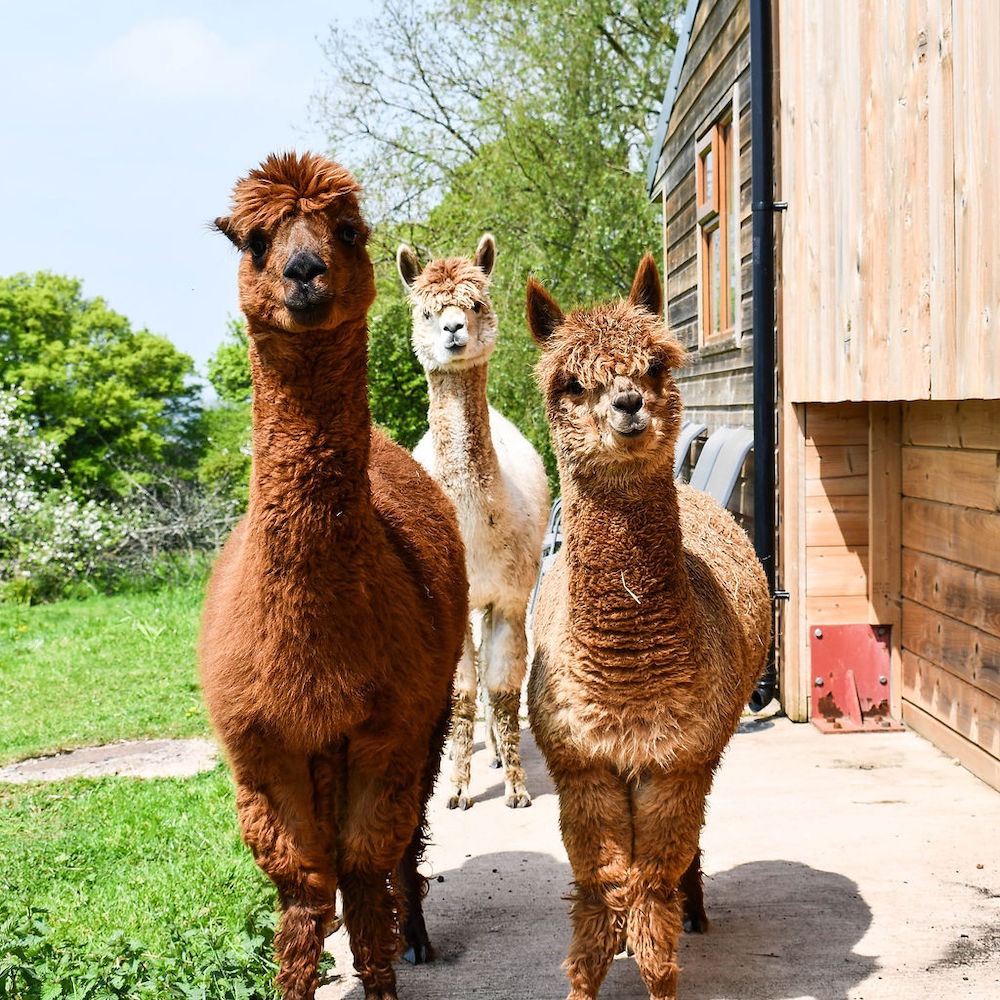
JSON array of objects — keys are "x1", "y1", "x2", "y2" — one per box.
[
  {"x1": 246, "y1": 322, "x2": 373, "y2": 540},
  {"x1": 560, "y1": 471, "x2": 690, "y2": 644},
  {"x1": 425, "y1": 363, "x2": 500, "y2": 489}
]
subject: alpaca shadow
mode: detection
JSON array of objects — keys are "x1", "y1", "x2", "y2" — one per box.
[
  {"x1": 676, "y1": 860, "x2": 878, "y2": 1000},
  {"x1": 324, "y1": 857, "x2": 876, "y2": 1000},
  {"x1": 737, "y1": 713, "x2": 777, "y2": 735},
  {"x1": 321, "y1": 850, "x2": 574, "y2": 1000}
]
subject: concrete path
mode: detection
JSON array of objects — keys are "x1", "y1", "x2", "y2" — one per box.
[{"x1": 320, "y1": 712, "x2": 1000, "y2": 1000}]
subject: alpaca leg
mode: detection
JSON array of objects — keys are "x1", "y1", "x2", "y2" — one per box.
[
  {"x1": 232, "y1": 747, "x2": 338, "y2": 1000},
  {"x1": 448, "y1": 625, "x2": 477, "y2": 809},
  {"x1": 484, "y1": 693, "x2": 501, "y2": 768},
  {"x1": 481, "y1": 606, "x2": 531, "y2": 807},
  {"x1": 339, "y1": 869, "x2": 399, "y2": 1000},
  {"x1": 399, "y1": 703, "x2": 450, "y2": 965},
  {"x1": 680, "y1": 848, "x2": 709, "y2": 933},
  {"x1": 340, "y1": 740, "x2": 429, "y2": 999},
  {"x1": 627, "y1": 771, "x2": 712, "y2": 1000},
  {"x1": 554, "y1": 767, "x2": 632, "y2": 1000}
]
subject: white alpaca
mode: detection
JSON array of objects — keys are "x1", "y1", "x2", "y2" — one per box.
[{"x1": 398, "y1": 233, "x2": 550, "y2": 809}]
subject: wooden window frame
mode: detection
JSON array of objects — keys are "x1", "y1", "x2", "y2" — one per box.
[{"x1": 696, "y1": 93, "x2": 741, "y2": 347}]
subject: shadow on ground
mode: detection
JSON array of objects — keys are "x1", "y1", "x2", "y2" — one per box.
[{"x1": 326, "y1": 854, "x2": 876, "y2": 1000}]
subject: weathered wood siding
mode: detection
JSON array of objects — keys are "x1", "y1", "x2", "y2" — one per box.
[
  {"x1": 778, "y1": 0, "x2": 1000, "y2": 402},
  {"x1": 899, "y1": 401, "x2": 1000, "y2": 789},
  {"x1": 656, "y1": 0, "x2": 755, "y2": 431},
  {"x1": 804, "y1": 404, "x2": 870, "y2": 626},
  {"x1": 780, "y1": 401, "x2": 906, "y2": 724}
]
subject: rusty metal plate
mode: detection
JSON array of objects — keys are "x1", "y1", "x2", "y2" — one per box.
[{"x1": 809, "y1": 624, "x2": 904, "y2": 734}]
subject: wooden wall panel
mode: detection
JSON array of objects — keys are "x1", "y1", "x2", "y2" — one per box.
[
  {"x1": 952, "y1": 3, "x2": 1000, "y2": 397},
  {"x1": 803, "y1": 403, "x2": 870, "y2": 624},
  {"x1": 777, "y1": 0, "x2": 1000, "y2": 402},
  {"x1": 900, "y1": 400, "x2": 1000, "y2": 789},
  {"x1": 903, "y1": 651, "x2": 1000, "y2": 759},
  {"x1": 659, "y1": 0, "x2": 753, "y2": 439}
]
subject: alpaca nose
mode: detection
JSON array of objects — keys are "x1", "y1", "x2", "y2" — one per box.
[
  {"x1": 443, "y1": 319, "x2": 466, "y2": 335},
  {"x1": 612, "y1": 389, "x2": 644, "y2": 415},
  {"x1": 283, "y1": 251, "x2": 327, "y2": 284}
]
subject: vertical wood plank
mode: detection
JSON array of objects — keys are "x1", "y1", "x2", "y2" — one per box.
[
  {"x1": 779, "y1": 401, "x2": 809, "y2": 720},
  {"x1": 952, "y1": 1, "x2": 1000, "y2": 397},
  {"x1": 869, "y1": 402, "x2": 903, "y2": 718},
  {"x1": 927, "y1": 0, "x2": 957, "y2": 396}
]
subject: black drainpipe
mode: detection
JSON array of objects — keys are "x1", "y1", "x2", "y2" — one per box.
[{"x1": 749, "y1": 0, "x2": 782, "y2": 711}]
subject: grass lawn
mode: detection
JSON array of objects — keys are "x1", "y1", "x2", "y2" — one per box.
[
  {"x1": 0, "y1": 574, "x2": 298, "y2": 998},
  {"x1": 0, "y1": 577, "x2": 211, "y2": 765},
  {"x1": 0, "y1": 767, "x2": 281, "y2": 998}
]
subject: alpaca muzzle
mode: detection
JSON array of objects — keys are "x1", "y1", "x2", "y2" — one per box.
[
  {"x1": 283, "y1": 250, "x2": 330, "y2": 313},
  {"x1": 611, "y1": 388, "x2": 649, "y2": 437}
]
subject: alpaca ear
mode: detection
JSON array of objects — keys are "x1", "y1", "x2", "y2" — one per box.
[
  {"x1": 474, "y1": 233, "x2": 496, "y2": 278},
  {"x1": 628, "y1": 253, "x2": 663, "y2": 317},
  {"x1": 661, "y1": 338, "x2": 689, "y2": 372},
  {"x1": 526, "y1": 277, "x2": 565, "y2": 347},
  {"x1": 397, "y1": 244, "x2": 422, "y2": 290},
  {"x1": 214, "y1": 216, "x2": 241, "y2": 249}
]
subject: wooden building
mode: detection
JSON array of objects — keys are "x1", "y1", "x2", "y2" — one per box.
[{"x1": 647, "y1": 0, "x2": 1000, "y2": 790}]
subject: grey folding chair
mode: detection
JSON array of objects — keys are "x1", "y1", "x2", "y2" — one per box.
[
  {"x1": 529, "y1": 496, "x2": 563, "y2": 616},
  {"x1": 692, "y1": 427, "x2": 755, "y2": 506},
  {"x1": 673, "y1": 420, "x2": 708, "y2": 480}
]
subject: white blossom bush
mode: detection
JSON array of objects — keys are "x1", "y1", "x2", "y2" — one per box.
[
  {"x1": 1, "y1": 389, "x2": 243, "y2": 602},
  {"x1": 0, "y1": 389, "x2": 126, "y2": 601}
]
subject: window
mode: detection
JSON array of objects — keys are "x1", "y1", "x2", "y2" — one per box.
[{"x1": 696, "y1": 100, "x2": 740, "y2": 345}]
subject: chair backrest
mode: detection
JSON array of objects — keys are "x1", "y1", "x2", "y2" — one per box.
[
  {"x1": 529, "y1": 496, "x2": 564, "y2": 617},
  {"x1": 540, "y1": 495, "x2": 563, "y2": 557},
  {"x1": 673, "y1": 420, "x2": 708, "y2": 480},
  {"x1": 694, "y1": 427, "x2": 755, "y2": 506},
  {"x1": 688, "y1": 426, "x2": 737, "y2": 492}
]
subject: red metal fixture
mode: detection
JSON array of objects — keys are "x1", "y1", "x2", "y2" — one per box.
[{"x1": 809, "y1": 624, "x2": 904, "y2": 734}]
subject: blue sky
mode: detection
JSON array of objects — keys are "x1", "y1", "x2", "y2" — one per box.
[{"x1": 0, "y1": 1, "x2": 372, "y2": 377}]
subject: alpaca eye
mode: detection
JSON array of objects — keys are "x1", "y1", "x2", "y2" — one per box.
[
  {"x1": 338, "y1": 225, "x2": 358, "y2": 246},
  {"x1": 423, "y1": 309, "x2": 431, "y2": 321},
  {"x1": 647, "y1": 359, "x2": 665, "y2": 378},
  {"x1": 246, "y1": 232, "x2": 268, "y2": 260},
  {"x1": 472, "y1": 301, "x2": 482, "y2": 313},
  {"x1": 564, "y1": 378, "x2": 585, "y2": 397}
]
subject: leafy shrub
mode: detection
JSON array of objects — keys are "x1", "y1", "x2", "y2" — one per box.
[
  {"x1": 0, "y1": 903, "x2": 284, "y2": 1000},
  {"x1": 0, "y1": 389, "x2": 241, "y2": 604}
]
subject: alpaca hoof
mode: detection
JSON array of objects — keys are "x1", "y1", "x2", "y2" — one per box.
[
  {"x1": 488, "y1": 755, "x2": 502, "y2": 769},
  {"x1": 447, "y1": 792, "x2": 473, "y2": 810},
  {"x1": 402, "y1": 941, "x2": 433, "y2": 965},
  {"x1": 505, "y1": 791, "x2": 532, "y2": 808},
  {"x1": 683, "y1": 911, "x2": 710, "y2": 934}
]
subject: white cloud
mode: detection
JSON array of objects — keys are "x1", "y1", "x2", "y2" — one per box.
[{"x1": 93, "y1": 18, "x2": 265, "y2": 100}]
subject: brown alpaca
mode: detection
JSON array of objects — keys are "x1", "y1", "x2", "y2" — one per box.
[
  {"x1": 199, "y1": 152, "x2": 467, "y2": 1000},
  {"x1": 526, "y1": 255, "x2": 771, "y2": 1000}
]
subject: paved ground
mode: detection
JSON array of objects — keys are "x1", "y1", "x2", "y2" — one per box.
[
  {"x1": 320, "y1": 711, "x2": 1000, "y2": 1000},
  {"x1": 0, "y1": 737, "x2": 218, "y2": 782}
]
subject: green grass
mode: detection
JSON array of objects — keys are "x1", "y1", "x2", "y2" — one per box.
[
  {"x1": 0, "y1": 577, "x2": 210, "y2": 765},
  {"x1": 0, "y1": 575, "x2": 301, "y2": 996},
  {"x1": 0, "y1": 766, "x2": 281, "y2": 998}
]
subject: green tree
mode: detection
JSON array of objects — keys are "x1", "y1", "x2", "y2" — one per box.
[
  {"x1": 0, "y1": 272, "x2": 200, "y2": 495},
  {"x1": 200, "y1": 317, "x2": 252, "y2": 508},
  {"x1": 206, "y1": 316, "x2": 252, "y2": 405},
  {"x1": 314, "y1": 0, "x2": 680, "y2": 477},
  {"x1": 368, "y1": 260, "x2": 429, "y2": 450}
]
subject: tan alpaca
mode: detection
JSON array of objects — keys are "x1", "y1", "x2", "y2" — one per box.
[
  {"x1": 199, "y1": 152, "x2": 467, "y2": 1000},
  {"x1": 397, "y1": 234, "x2": 550, "y2": 809},
  {"x1": 526, "y1": 254, "x2": 771, "y2": 1000}
]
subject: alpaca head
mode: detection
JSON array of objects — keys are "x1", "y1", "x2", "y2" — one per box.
[
  {"x1": 397, "y1": 233, "x2": 498, "y2": 372},
  {"x1": 215, "y1": 151, "x2": 375, "y2": 337},
  {"x1": 526, "y1": 254, "x2": 687, "y2": 485}
]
